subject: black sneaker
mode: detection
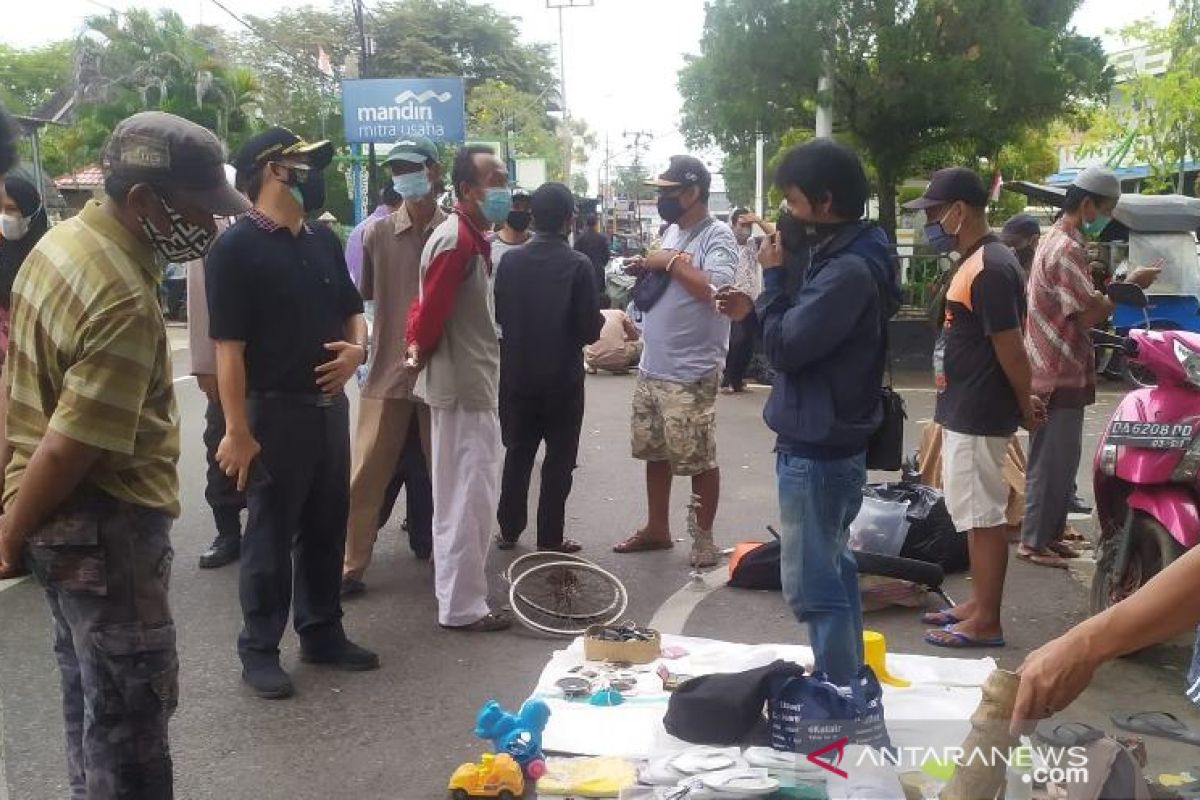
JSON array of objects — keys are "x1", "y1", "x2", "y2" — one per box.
[
  {"x1": 242, "y1": 663, "x2": 294, "y2": 699},
  {"x1": 301, "y1": 640, "x2": 380, "y2": 671},
  {"x1": 340, "y1": 575, "x2": 366, "y2": 597},
  {"x1": 198, "y1": 535, "x2": 240, "y2": 569}
]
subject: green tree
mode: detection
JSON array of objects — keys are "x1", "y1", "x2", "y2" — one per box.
[
  {"x1": 467, "y1": 79, "x2": 594, "y2": 183},
  {"x1": 369, "y1": 0, "x2": 556, "y2": 94},
  {"x1": 0, "y1": 41, "x2": 73, "y2": 114},
  {"x1": 680, "y1": 0, "x2": 1110, "y2": 238},
  {"x1": 1082, "y1": 5, "x2": 1200, "y2": 193}
]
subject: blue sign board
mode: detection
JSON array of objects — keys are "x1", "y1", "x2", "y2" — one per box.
[{"x1": 341, "y1": 77, "x2": 466, "y2": 144}]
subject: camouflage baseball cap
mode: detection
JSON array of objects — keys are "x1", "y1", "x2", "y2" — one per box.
[{"x1": 103, "y1": 111, "x2": 249, "y2": 216}]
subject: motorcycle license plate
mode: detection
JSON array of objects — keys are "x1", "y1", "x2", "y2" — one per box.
[{"x1": 1107, "y1": 420, "x2": 1195, "y2": 450}]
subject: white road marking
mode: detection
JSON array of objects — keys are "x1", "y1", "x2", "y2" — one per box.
[
  {"x1": 0, "y1": 577, "x2": 26, "y2": 594},
  {"x1": 648, "y1": 567, "x2": 729, "y2": 635}
]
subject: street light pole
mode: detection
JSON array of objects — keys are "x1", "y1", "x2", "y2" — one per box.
[{"x1": 547, "y1": 0, "x2": 594, "y2": 182}]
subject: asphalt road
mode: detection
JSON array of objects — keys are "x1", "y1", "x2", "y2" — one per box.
[{"x1": 1, "y1": 337, "x2": 1198, "y2": 799}]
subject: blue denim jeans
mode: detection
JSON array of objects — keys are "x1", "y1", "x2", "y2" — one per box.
[
  {"x1": 1187, "y1": 626, "x2": 1200, "y2": 707},
  {"x1": 777, "y1": 451, "x2": 866, "y2": 687}
]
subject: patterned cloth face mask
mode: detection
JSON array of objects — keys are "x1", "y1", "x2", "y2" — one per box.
[{"x1": 139, "y1": 195, "x2": 214, "y2": 262}]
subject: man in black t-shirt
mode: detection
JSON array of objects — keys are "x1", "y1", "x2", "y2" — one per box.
[
  {"x1": 903, "y1": 168, "x2": 1045, "y2": 651},
  {"x1": 207, "y1": 127, "x2": 378, "y2": 699},
  {"x1": 573, "y1": 213, "x2": 611, "y2": 298}
]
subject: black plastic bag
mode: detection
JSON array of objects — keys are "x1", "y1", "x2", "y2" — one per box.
[{"x1": 866, "y1": 482, "x2": 969, "y2": 573}]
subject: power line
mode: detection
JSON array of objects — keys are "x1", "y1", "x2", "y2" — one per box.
[{"x1": 205, "y1": 0, "x2": 338, "y2": 89}]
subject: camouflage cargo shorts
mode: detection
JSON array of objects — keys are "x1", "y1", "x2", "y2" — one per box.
[{"x1": 631, "y1": 372, "x2": 719, "y2": 476}]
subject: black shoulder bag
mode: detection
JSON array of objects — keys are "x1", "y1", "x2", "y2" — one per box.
[
  {"x1": 866, "y1": 283, "x2": 906, "y2": 471},
  {"x1": 631, "y1": 217, "x2": 715, "y2": 312}
]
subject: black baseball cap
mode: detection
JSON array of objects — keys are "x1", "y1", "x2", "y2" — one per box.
[
  {"x1": 232, "y1": 127, "x2": 334, "y2": 183},
  {"x1": 903, "y1": 167, "x2": 989, "y2": 210},
  {"x1": 1001, "y1": 213, "x2": 1041, "y2": 238},
  {"x1": 645, "y1": 155, "x2": 711, "y2": 192},
  {"x1": 103, "y1": 111, "x2": 249, "y2": 216}
]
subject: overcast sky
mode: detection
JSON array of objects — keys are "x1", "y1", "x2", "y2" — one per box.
[{"x1": 5, "y1": 0, "x2": 1174, "y2": 189}]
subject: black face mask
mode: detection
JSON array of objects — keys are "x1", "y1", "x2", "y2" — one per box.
[
  {"x1": 281, "y1": 166, "x2": 326, "y2": 213},
  {"x1": 778, "y1": 213, "x2": 846, "y2": 252},
  {"x1": 657, "y1": 195, "x2": 686, "y2": 224},
  {"x1": 506, "y1": 210, "x2": 532, "y2": 232},
  {"x1": 1014, "y1": 245, "x2": 1035, "y2": 270}
]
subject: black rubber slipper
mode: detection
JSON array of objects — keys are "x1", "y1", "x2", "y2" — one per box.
[
  {"x1": 1035, "y1": 721, "x2": 1106, "y2": 748},
  {"x1": 1112, "y1": 712, "x2": 1200, "y2": 747}
]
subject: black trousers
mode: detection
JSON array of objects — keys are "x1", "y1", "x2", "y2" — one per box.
[
  {"x1": 497, "y1": 383, "x2": 585, "y2": 548},
  {"x1": 238, "y1": 394, "x2": 349, "y2": 666},
  {"x1": 723, "y1": 318, "x2": 757, "y2": 389},
  {"x1": 378, "y1": 413, "x2": 433, "y2": 556},
  {"x1": 202, "y1": 400, "x2": 246, "y2": 539}
]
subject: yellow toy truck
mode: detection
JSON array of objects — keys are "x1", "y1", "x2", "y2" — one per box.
[{"x1": 447, "y1": 752, "x2": 525, "y2": 800}]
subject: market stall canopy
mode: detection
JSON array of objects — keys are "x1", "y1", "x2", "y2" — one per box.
[{"x1": 1113, "y1": 193, "x2": 1200, "y2": 234}]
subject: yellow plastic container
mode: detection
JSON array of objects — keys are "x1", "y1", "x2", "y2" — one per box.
[{"x1": 864, "y1": 629, "x2": 910, "y2": 687}]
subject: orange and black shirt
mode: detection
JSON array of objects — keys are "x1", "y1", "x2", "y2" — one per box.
[{"x1": 935, "y1": 234, "x2": 1026, "y2": 437}]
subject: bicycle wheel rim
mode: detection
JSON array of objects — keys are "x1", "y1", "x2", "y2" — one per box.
[
  {"x1": 504, "y1": 550, "x2": 590, "y2": 584},
  {"x1": 509, "y1": 561, "x2": 628, "y2": 636}
]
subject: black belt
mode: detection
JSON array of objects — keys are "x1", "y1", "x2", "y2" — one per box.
[{"x1": 249, "y1": 390, "x2": 340, "y2": 408}]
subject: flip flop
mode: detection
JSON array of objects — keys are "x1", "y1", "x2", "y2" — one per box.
[
  {"x1": 1036, "y1": 721, "x2": 1107, "y2": 748},
  {"x1": 1047, "y1": 541, "x2": 1081, "y2": 559},
  {"x1": 920, "y1": 608, "x2": 962, "y2": 626},
  {"x1": 613, "y1": 530, "x2": 674, "y2": 553},
  {"x1": 1016, "y1": 547, "x2": 1069, "y2": 569},
  {"x1": 700, "y1": 768, "x2": 779, "y2": 796},
  {"x1": 924, "y1": 627, "x2": 1006, "y2": 649},
  {"x1": 1112, "y1": 711, "x2": 1200, "y2": 747}
]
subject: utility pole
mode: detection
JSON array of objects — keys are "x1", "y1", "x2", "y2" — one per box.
[
  {"x1": 546, "y1": 0, "x2": 594, "y2": 182},
  {"x1": 624, "y1": 129, "x2": 653, "y2": 239},
  {"x1": 815, "y1": 49, "x2": 834, "y2": 138},
  {"x1": 352, "y1": 0, "x2": 376, "y2": 211},
  {"x1": 754, "y1": 128, "x2": 765, "y2": 218}
]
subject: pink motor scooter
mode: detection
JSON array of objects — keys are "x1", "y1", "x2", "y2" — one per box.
[{"x1": 1092, "y1": 283, "x2": 1200, "y2": 615}]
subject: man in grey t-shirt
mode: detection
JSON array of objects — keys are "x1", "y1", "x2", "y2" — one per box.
[{"x1": 613, "y1": 155, "x2": 738, "y2": 568}]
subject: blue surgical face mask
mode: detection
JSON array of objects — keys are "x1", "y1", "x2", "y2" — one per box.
[
  {"x1": 923, "y1": 206, "x2": 961, "y2": 254},
  {"x1": 481, "y1": 187, "x2": 513, "y2": 224},
  {"x1": 393, "y1": 170, "x2": 431, "y2": 200}
]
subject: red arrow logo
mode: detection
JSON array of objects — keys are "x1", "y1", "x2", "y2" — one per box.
[{"x1": 806, "y1": 736, "x2": 850, "y2": 779}]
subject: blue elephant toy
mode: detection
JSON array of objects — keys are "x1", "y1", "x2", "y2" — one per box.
[{"x1": 474, "y1": 697, "x2": 551, "y2": 779}]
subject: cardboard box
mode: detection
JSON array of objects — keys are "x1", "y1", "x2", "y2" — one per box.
[{"x1": 583, "y1": 625, "x2": 661, "y2": 664}]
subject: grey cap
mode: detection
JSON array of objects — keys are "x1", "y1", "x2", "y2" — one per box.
[
  {"x1": 1071, "y1": 166, "x2": 1121, "y2": 200},
  {"x1": 103, "y1": 112, "x2": 249, "y2": 216}
]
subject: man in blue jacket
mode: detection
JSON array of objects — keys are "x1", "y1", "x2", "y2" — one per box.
[{"x1": 726, "y1": 139, "x2": 898, "y2": 686}]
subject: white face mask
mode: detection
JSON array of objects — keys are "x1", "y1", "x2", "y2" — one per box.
[{"x1": 0, "y1": 212, "x2": 29, "y2": 241}]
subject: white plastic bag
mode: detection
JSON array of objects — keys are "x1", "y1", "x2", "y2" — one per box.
[{"x1": 848, "y1": 496, "x2": 911, "y2": 557}]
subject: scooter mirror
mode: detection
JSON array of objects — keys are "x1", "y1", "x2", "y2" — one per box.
[{"x1": 1108, "y1": 281, "x2": 1149, "y2": 308}]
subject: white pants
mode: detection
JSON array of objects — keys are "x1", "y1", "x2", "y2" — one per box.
[
  {"x1": 941, "y1": 430, "x2": 1009, "y2": 531},
  {"x1": 431, "y1": 404, "x2": 501, "y2": 626}
]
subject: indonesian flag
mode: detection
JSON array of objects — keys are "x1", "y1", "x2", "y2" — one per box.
[
  {"x1": 317, "y1": 46, "x2": 334, "y2": 78},
  {"x1": 988, "y1": 169, "x2": 1003, "y2": 203}
]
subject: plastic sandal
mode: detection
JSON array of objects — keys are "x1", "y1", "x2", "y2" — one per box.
[
  {"x1": 614, "y1": 530, "x2": 674, "y2": 553},
  {"x1": 1112, "y1": 711, "x2": 1200, "y2": 746},
  {"x1": 924, "y1": 627, "x2": 1006, "y2": 649},
  {"x1": 700, "y1": 768, "x2": 780, "y2": 796}
]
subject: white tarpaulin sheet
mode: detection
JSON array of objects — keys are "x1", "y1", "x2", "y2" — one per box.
[{"x1": 532, "y1": 634, "x2": 996, "y2": 759}]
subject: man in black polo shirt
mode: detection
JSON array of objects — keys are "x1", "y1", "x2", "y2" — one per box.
[{"x1": 206, "y1": 128, "x2": 378, "y2": 698}]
